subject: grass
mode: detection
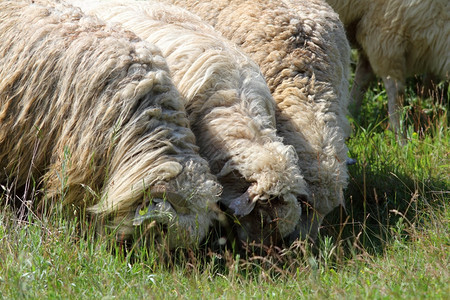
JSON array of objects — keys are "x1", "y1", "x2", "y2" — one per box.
[{"x1": 1, "y1": 78, "x2": 449, "y2": 298}]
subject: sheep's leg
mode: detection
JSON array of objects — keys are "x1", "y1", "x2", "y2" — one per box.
[
  {"x1": 383, "y1": 76, "x2": 406, "y2": 141},
  {"x1": 350, "y1": 53, "x2": 376, "y2": 116}
]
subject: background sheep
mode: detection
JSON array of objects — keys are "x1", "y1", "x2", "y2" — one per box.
[
  {"x1": 69, "y1": 0, "x2": 310, "y2": 246},
  {"x1": 326, "y1": 0, "x2": 450, "y2": 135},
  {"x1": 0, "y1": 0, "x2": 222, "y2": 249},
  {"x1": 165, "y1": 0, "x2": 352, "y2": 242}
]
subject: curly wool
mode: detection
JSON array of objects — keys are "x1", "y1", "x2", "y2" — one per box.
[
  {"x1": 70, "y1": 0, "x2": 310, "y2": 243},
  {"x1": 166, "y1": 0, "x2": 352, "y2": 241},
  {"x1": 326, "y1": 0, "x2": 449, "y2": 132},
  {"x1": 0, "y1": 0, "x2": 221, "y2": 249}
]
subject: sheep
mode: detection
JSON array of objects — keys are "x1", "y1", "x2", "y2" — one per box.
[
  {"x1": 326, "y1": 0, "x2": 450, "y2": 136},
  {"x1": 69, "y1": 0, "x2": 310, "y2": 246},
  {"x1": 164, "y1": 0, "x2": 352, "y2": 242},
  {"x1": 0, "y1": 0, "x2": 223, "y2": 249}
]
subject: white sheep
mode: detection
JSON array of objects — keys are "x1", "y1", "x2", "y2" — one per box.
[
  {"x1": 0, "y1": 0, "x2": 222, "y2": 249},
  {"x1": 326, "y1": 0, "x2": 450, "y2": 135},
  {"x1": 166, "y1": 0, "x2": 352, "y2": 242},
  {"x1": 69, "y1": 0, "x2": 310, "y2": 246}
]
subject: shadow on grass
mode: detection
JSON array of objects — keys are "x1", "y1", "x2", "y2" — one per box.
[
  {"x1": 321, "y1": 159, "x2": 449, "y2": 257},
  {"x1": 321, "y1": 86, "x2": 448, "y2": 258}
]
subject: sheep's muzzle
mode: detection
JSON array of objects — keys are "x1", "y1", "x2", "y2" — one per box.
[
  {"x1": 235, "y1": 198, "x2": 283, "y2": 246},
  {"x1": 132, "y1": 185, "x2": 190, "y2": 226}
]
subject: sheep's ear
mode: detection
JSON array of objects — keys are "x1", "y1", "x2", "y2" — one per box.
[{"x1": 229, "y1": 191, "x2": 256, "y2": 216}]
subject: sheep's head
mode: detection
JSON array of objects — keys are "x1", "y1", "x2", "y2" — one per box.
[
  {"x1": 129, "y1": 184, "x2": 197, "y2": 248},
  {"x1": 92, "y1": 155, "x2": 222, "y2": 250},
  {"x1": 235, "y1": 198, "x2": 282, "y2": 246},
  {"x1": 209, "y1": 137, "x2": 309, "y2": 247},
  {"x1": 219, "y1": 175, "x2": 305, "y2": 247},
  {"x1": 137, "y1": 158, "x2": 222, "y2": 249},
  {"x1": 132, "y1": 185, "x2": 191, "y2": 227}
]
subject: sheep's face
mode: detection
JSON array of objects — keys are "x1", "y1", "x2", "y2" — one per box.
[
  {"x1": 217, "y1": 170, "x2": 304, "y2": 246},
  {"x1": 230, "y1": 192, "x2": 302, "y2": 247},
  {"x1": 129, "y1": 184, "x2": 195, "y2": 248},
  {"x1": 289, "y1": 201, "x2": 324, "y2": 244},
  {"x1": 114, "y1": 157, "x2": 222, "y2": 249},
  {"x1": 235, "y1": 200, "x2": 282, "y2": 246}
]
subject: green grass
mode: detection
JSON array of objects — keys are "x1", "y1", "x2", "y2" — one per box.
[{"x1": 1, "y1": 79, "x2": 449, "y2": 298}]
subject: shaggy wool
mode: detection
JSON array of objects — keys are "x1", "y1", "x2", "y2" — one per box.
[
  {"x1": 69, "y1": 0, "x2": 310, "y2": 245},
  {"x1": 0, "y1": 0, "x2": 222, "y2": 249},
  {"x1": 163, "y1": 0, "x2": 352, "y2": 241},
  {"x1": 326, "y1": 0, "x2": 450, "y2": 133}
]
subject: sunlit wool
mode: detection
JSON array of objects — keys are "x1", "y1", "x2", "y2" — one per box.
[
  {"x1": 326, "y1": 0, "x2": 450, "y2": 133},
  {"x1": 70, "y1": 0, "x2": 309, "y2": 245},
  {"x1": 163, "y1": 0, "x2": 352, "y2": 241},
  {"x1": 0, "y1": 0, "x2": 222, "y2": 248}
]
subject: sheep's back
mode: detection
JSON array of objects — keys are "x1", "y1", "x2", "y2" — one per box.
[
  {"x1": 169, "y1": 0, "x2": 352, "y2": 213},
  {"x1": 0, "y1": 0, "x2": 192, "y2": 202},
  {"x1": 70, "y1": 0, "x2": 311, "y2": 240},
  {"x1": 359, "y1": 0, "x2": 449, "y2": 78}
]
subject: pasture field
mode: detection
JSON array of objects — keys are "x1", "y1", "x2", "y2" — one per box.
[{"x1": 1, "y1": 77, "x2": 449, "y2": 299}]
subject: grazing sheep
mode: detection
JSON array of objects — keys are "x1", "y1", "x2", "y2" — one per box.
[
  {"x1": 326, "y1": 0, "x2": 450, "y2": 135},
  {"x1": 70, "y1": 0, "x2": 310, "y2": 246},
  {"x1": 165, "y1": 0, "x2": 352, "y2": 242},
  {"x1": 0, "y1": 0, "x2": 222, "y2": 249}
]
